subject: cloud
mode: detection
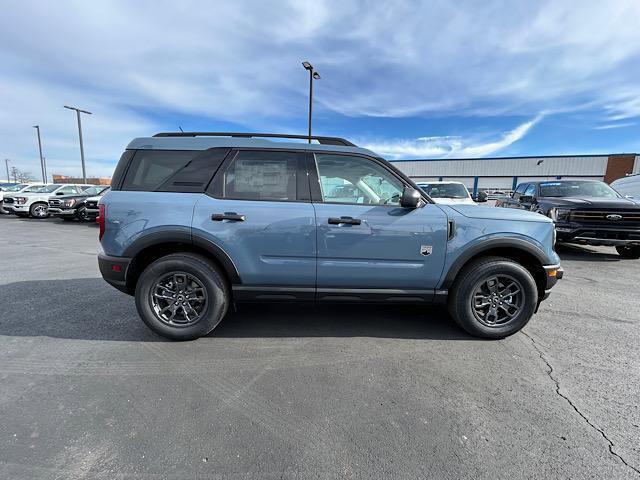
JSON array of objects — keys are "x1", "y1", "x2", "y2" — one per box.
[
  {"x1": 594, "y1": 122, "x2": 637, "y2": 130},
  {"x1": 362, "y1": 116, "x2": 542, "y2": 159},
  {"x1": 1, "y1": 0, "x2": 640, "y2": 176}
]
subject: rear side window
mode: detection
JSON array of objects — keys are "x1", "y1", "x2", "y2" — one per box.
[
  {"x1": 214, "y1": 150, "x2": 300, "y2": 201},
  {"x1": 121, "y1": 149, "x2": 229, "y2": 192}
]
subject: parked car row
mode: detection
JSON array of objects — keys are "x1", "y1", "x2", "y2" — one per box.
[{"x1": 0, "y1": 183, "x2": 110, "y2": 221}]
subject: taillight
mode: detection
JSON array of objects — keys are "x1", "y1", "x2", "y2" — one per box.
[{"x1": 97, "y1": 204, "x2": 106, "y2": 240}]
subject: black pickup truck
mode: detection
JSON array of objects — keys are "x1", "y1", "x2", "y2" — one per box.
[
  {"x1": 495, "y1": 180, "x2": 640, "y2": 258},
  {"x1": 48, "y1": 185, "x2": 110, "y2": 222}
]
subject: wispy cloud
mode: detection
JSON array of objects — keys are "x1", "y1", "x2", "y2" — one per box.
[
  {"x1": 363, "y1": 116, "x2": 542, "y2": 159},
  {"x1": 594, "y1": 122, "x2": 637, "y2": 130}
]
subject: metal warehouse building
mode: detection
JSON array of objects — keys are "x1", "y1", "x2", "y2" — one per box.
[{"x1": 391, "y1": 153, "x2": 640, "y2": 195}]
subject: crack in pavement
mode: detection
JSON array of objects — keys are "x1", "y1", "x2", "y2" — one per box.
[{"x1": 521, "y1": 331, "x2": 640, "y2": 476}]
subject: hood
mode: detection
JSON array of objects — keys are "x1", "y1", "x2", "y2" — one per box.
[
  {"x1": 432, "y1": 197, "x2": 477, "y2": 205},
  {"x1": 541, "y1": 196, "x2": 640, "y2": 209},
  {"x1": 6, "y1": 191, "x2": 50, "y2": 198},
  {"x1": 50, "y1": 193, "x2": 91, "y2": 201},
  {"x1": 448, "y1": 204, "x2": 552, "y2": 223}
]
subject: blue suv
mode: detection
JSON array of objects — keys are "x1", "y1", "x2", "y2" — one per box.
[{"x1": 98, "y1": 132, "x2": 562, "y2": 340}]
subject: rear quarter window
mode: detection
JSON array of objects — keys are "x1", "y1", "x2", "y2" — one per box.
[{"x1": 121, "y1": 149, "x2": 229, "y2": 192}]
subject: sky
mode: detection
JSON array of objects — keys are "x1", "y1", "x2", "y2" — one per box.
[{"x1": 1, "y1": 0, "x2": 640, "y2": 179}]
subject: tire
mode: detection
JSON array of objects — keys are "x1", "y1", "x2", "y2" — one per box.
[
  {"x1": 135, "y1": 253, "x2": 229, "y2": 340},
  {"x1": 448, "y1": 256, "x2": 538, "y2": 339},
  {"x1": 29, "y1": 202, "x2": 49, "y2": 219},
  {"x1": 76, "y1": 206, "x2": 89, "y2": 222},
  {"x1": 616, "y1": 245, "x2": 640, "y2": 259}
]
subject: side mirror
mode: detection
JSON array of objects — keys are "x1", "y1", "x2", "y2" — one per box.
[
  {"x1": 625, "y1": 195, "x2": 634, "y2": 199},
  {"x1": 475, "y1": 191, "x2": 488, "y2": 202},
  {"x1": 400, "y1": 186, "x2": 421, "y2": 208},
  {"x1": 519, "y1": 195, "x2": 534, "y2": 203},
  {"x1": 56, "y1": 191, "x2": 65, "y2": 196}
]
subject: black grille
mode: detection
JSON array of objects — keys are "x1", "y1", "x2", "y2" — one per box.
[
  {"x1": 86, "y1": 201, "x2": 98, "y2": 208},
  {"x1": 48, "y1": 199, "x2": 62, "y2": 207},
  {"x1": 3, "y1": 197, "x2": 14, "y2": 204},
  {"x1": 570, "y1": 210, "x2": 640, "y2": 225}
]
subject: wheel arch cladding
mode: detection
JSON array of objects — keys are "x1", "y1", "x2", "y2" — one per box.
[
  {"x1": 123, "y1": 232, "x2": 241, "y2": 295},
  {"x1": 443, "y1": 242, "x2": 548, "y2": 299}
]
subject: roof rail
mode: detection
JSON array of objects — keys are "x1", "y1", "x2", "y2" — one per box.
[{"x1": 152, "y1": 132, "x2": 357, "y2": 147}]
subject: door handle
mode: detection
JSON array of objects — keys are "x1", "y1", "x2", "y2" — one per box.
[
  {"x1": 328, "y1": 216, "x2": 361, "y2": 225},
  {"x1": 211, "y1": 213, "x2": 245, "y2": 222}
]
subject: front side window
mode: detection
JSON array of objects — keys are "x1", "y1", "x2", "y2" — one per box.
[
  {"x1": 523, "y1": 184, "x2": 536, "y2": 197},
  {"x1": 513, "y1": 184, "x2": 527, "y2": 198},
  {"x1": 220, "y1": 151, "x2": 299, "y2": 201},
  {"x1": 315, "y1": 154, "x2": 404, "y2": 205}
]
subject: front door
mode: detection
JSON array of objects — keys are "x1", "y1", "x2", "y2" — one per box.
[
  {"x1": 192, "y1": 149, "x2": 316, "y2": 289},
  {"x1": 311, "y1": 153, "x2": 448, "y2": 291}
]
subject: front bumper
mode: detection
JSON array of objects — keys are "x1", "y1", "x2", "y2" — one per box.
[
  {"x1": 556, "y1": 225, "x2": 640, "y2": 247},
  {"x1": 48, "y1": 207, "x2": 78, "y2": 217},
  {"x1": 6, "y1": 204, "x2": 28, "y2": 214},
  {"x1": 85, "y1": 208, "x2": 99, "y2": 219},
  {"x1": 539, "y1": 264, "x2": 563, "y2": 304},
  {"x1": 98, "y1": 253, "x2": 132, "y2": 295}
]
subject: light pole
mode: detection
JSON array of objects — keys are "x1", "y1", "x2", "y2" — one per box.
[
  {"x1": 4, "y1": 159, "x2": 9, "y2": 183},
  {"x1": 33, "y1": 125, "x2": 46, "y2": 183},
  {"x1": 64, "y1": 105, "x2": 92, "y2": 183},
  {"x1": 302, "y1": 61, "x2": 321, "y2": 143}
]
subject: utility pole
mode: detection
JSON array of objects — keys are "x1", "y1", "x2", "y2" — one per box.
[
  {"x1": 64, "y1": 105, "x2": 92, "y2": 183},
  {"x1": 4, "y1": 159, "x2": 9, "y2": 183},
  {"x1": 302, "y1": 61, "x2": 321, "y2": 143},
  {"x1": 33, "y1": 125, "x2": 45, "y2": 183}
]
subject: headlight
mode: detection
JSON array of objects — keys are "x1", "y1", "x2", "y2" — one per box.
[
  {"x1": 548, "y1": 208, "x2": 570, "y2": 223},
  {"x1": 16, "y1": 197, "x2": 27, "y2": 204},
  {"x1": 64, "y1": 199, "x2": 77, "y2": 207}
]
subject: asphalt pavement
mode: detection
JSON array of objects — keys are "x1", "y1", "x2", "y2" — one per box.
[{"x1": 0, "y1": 214, "x2": 638, "y2": 479}]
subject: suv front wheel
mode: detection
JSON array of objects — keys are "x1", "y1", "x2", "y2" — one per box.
[
  {"x1": 135, "y1": 253, "x2": 229, "y2": 340},
  {"x1": 448, "y1": 256, "x2": 538, "y2": 339}
]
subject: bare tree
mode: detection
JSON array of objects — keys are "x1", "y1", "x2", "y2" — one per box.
[{"x1": 9, "y1": 167, "x2": 36, "y2": 183}]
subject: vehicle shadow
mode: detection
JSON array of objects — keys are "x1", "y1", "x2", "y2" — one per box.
[
  {"x1": 555, "y1": 243, "x2": 622, "y2": 262},
  {"x1": 0, "y1": 278, "x2": 475, "y2": 342}
]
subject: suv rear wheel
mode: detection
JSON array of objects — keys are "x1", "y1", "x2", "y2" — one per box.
[
  {"x1": 448, "y1": 256, "x2": 538, "y2": 339},
  {"x1": 135, "y1": 253, "x2": 229, "y2": 340},
  {"x1": 616, "y1": 245, "x2": 640, "y2": 259}
]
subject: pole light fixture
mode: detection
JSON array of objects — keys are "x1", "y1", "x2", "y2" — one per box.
[
  {"x1": 302, "y1": 61, "x2": 320, "y2": 143},
  {"x1": 64, "y1": 105, "x2": 92, "y2": 183},
  {"x1": 32, "y1": 125, "x2": 46, "y2": 183}
]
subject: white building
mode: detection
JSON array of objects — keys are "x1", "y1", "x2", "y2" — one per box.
[{"x1": 391, "y1": 153, "x2": 640, "y2": 195}]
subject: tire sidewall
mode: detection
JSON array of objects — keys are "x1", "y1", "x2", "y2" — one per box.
[
  {"x1": 135, "y1": 255, "x2": 228, "y2": 340},
  {"x1": 452, "y1": 260, "x2": 538, "y2": 338}
]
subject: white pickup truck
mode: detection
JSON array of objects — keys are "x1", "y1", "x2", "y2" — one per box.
[{"x1": 3, "y1": 184, "x2": 91, "y2": 218}]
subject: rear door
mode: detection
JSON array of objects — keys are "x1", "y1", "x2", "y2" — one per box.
[
  {"x1": 310, "y1": 152, "x2": 448, "y2": 293},
  {"x1": 192, "y1": 149, "x2": 316, "y2": 291}
]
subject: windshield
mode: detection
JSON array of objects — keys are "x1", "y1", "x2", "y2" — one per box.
[
  {"x1": 539, "y1": 181, "x2": 619, "y2": 198},
  {"x1": 83, "y1": 186, "x2": 108, "y2": 196},
  {"x1": 33, "y1": 184, "x2": 61, "y2": 193},
  {"x1": 418, "y1": 183, "x2": 469, "y2": 199},
  {"x1": 4, "y1": 184, "x2": 29, "y2": 192}
]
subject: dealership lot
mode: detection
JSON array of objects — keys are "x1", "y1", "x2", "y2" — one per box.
[{"x1": 0, "y1": 215, "x2": 638, "y2": 479}]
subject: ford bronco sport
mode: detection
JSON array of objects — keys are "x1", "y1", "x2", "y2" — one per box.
[{"x1": 98, "y1": 132, "x2": 562, "y2": 340}]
